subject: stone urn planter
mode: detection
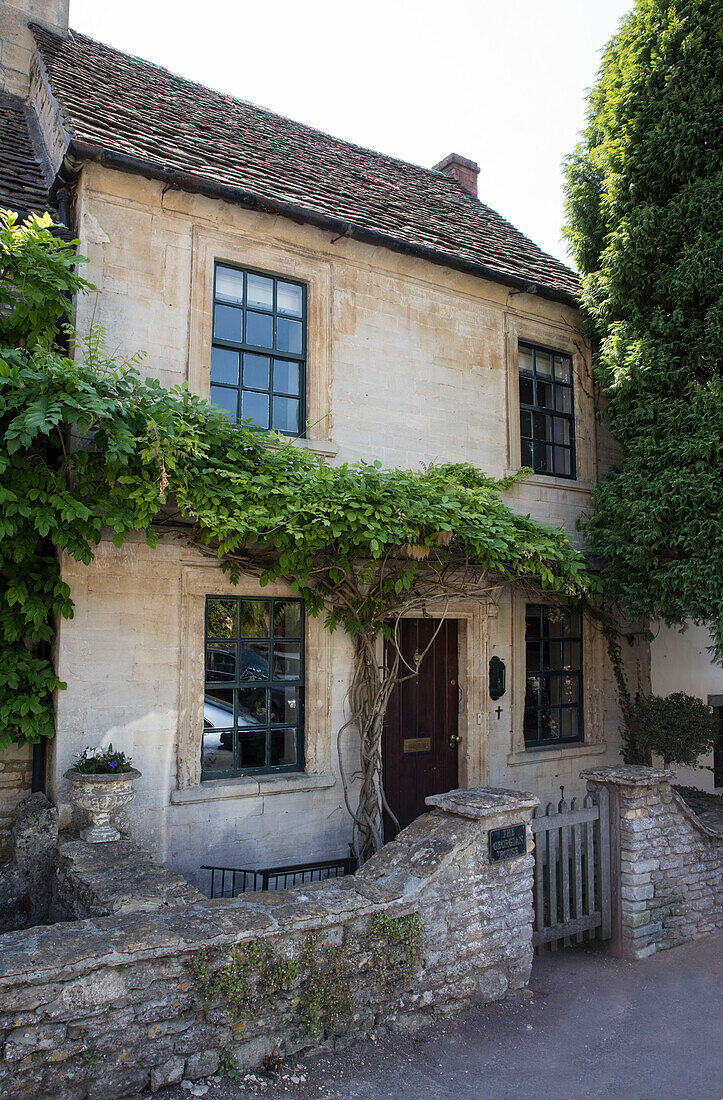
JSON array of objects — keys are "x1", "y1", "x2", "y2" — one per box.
[{"x1": 64, "y1": 767, "x2": 141, "y2": 843}]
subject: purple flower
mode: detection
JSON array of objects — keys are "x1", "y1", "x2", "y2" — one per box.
[{"x1": 109, "y1": 760, "x2": 118, "y2": 769}]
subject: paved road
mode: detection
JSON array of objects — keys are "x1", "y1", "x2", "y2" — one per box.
[{"x1": 160, "y1": 932, "x2": 723, "y2": 1100}]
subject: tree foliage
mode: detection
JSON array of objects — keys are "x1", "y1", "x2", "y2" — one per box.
[
  {"x1": 0, "y1": 210, "x2": 594, "y2": 853},
  {"x1": 564, "y1": 0, "x2": 723, "y2": 660},
  {"x1": 622, "y1": 691, "x2": 718, "y2": 768}
]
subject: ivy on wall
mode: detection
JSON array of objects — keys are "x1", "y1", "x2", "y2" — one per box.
[
  {"x1": 0, "y1": 211, "x2": 594, "y2": 854},
  {"x1": 563, "y1": 0, "x2": 723, "y2": 661}
]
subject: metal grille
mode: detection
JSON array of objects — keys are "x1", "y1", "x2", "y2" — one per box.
[{"x1": 202, "y1": 856, "x2": 357, "y2": 899}]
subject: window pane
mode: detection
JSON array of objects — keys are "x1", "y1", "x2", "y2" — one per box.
[
  {"x1": 214, "y1": 304, "x2": 243, "y2": 342},
  {"x1": 554, "y1": 355, "x2": 571, "y2": 383},
  {"x1": 273, "y1": 359, "x2": 300, "y2": 395},
  {"x1": 206, "y1": 644, "x2": 236, "y2": 683},
  {"x1": 236, "y1": 688, "x2": 267, "y2": 727},
  {"x1": 563, "y1": 641, "x2": 581, "y2": 669},
  {"x1": 526, "y1": 642, "x2": 540, "y2": 672},
  {"x1": 277, "y1": 281, "x2": 303, "y2": 318},
  {"x1": 215, "y1": 266, "x2": 244, "y2": 305},
  {"x1": 211, "y1": 346, "x2": 240, "y2": 385},
  {"x1": 271, "y1": 728, "x2": 297, "y2": 766},
  {"x1": 276, "y1": 317, "x2": 303, "y2": 354},
  {"x1": 239, "y1": 643, "x2": 269, "y2": 681},
  {"x1": 240, "y1": 600, "x2": 270, "y2": 637},
  {"x1": 238, "y1": 730, "x2": 266, "y2": 769},
  {"x1": 536, "y1": 381, "x2": 553, "y2": 409},
  {"x1": 535, "y1": 350, "x2": 552, "y2": 378},
  {"x1": 521, "y1": 439, "x2": 534, "y2": 467},
  {"x1": 525, "y1": 675, "x2": 540, "y2": 707},
  {"x1": 271, "y1": 686, "x2": 299, "y2": 724},
  {"x1": 555, "y1": 448, "x2": 572, "y2": 477},
  {"x1": 274, "y1": 600, "x2": 302, "y2": 638},
  {"x1": 272, "y1": 396, "x2": 300, "y2": 434},
  {"x1": 210, "y1": 385, "x2": 238, "y2": 420},
  {"x1": 519, "y1": 376, "x2": 534, "y2": 405},
  {"x1": 205, "y1": 686, "x2": 234, "y2": 716},
  {"x1": 274, "y1": 642, "x2": 302, "y2": 680},
  {"x1": 564, "y1": 612, "x2": 581, "y2": 636},
  {"x1": 202, "y1": 728, "x2": 233, "y2": 772},
  {"x1": 545, "y1": 641, "x2": 564, "y2": 669},
  {"x1": 560, "y1": 708, "x2": 579, "y2": 738},
  {"x1": 519, "y1": 346, "x2": 534, "y2": 374},
  {"x1": 246, "y1": 311, "x2": 274, "y2": 348},
  {"x1": 243, "y1": 353, "x2": 270, "y2": 390},
  {"x1": 520, "y1": 410, "x2": 532, "y2": 437},
  {"x1": 555, "y1": 387, "x2": 572, "y2": 413},
  {"x1": 241, "y1": 390, "x2": 269, "y2": 429},
  {"x1": 553, "y1": 419, "x2": 571, "y2": 446},
  {"x1": 560, "y1": 675, "x2": 580, "y2": 704},
  {"x1": 541, "y1": 708, "x2": 559, "y2": 740},
  {"x1": 246, "y1": 273, "x2": 273, "y2": 310},
  {"x1": 207, "y1": 599, "x2": 237, "y2": 638},
  {"x1": 526, "y1": 610, "x2": 542, "y2": 638},
  {"x1": 523, "y1": 708, "x2": 538, "y2": 740},
  {"x1": 533, "y1": 412, "x2": 550, "y2": 440}
]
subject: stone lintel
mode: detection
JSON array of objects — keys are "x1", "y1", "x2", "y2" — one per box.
[
  {"x1": 425, "y1": 786, "x2": 538, "y2": 821},
  {"x1": 580, "y1": 765, "x2": 673, "y2": 787}
]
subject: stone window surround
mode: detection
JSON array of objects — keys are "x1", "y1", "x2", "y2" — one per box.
[
  {"x1": 508, "y1": 589, "x2": 605, "y2": 763},
  {"x1": 174, "y1": 561, "x2": 333, "y2": 797},
  {"x1": 187, "y1": 223, "x2": 335, "y2": 457},
  {"x1": 504, "y1": 314, "x2": 596, "y2": 489}
]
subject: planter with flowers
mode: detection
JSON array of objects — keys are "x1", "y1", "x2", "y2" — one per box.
[{"x1": 64, "y1": 745, "x2": 141, "y2": 843}]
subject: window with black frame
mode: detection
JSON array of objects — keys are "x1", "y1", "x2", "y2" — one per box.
[
  {"x1": 519, "y1": 342, "x2": 576, "y2": 479},
  {"x1": 524, "y1": 606, "x2": 583, "y2": 747},
  {"x1": 203, "y1": 596, "x2": 305, "y2": 778},
  {"x1": 210, "y1": 263, "x2": 306, "y2": 435}
]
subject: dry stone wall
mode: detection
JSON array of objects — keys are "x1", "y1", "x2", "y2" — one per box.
[
  {"x1": 0, "y1": 787, "x2": 537, "y2": 1100},
  {"x1": 0, "y1": 744, "x2": 33, "y2": 861},
  {"x1": 582, "y1": 766, "x2": 723, "y2": 959}
]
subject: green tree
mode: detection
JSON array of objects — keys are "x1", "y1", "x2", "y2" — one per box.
[
  {"x1": 623, "y1": 691, "x2": 718, "y2": 768},
  {"x1": 564, "y1": 0, "x2": 723, "y2": 661}
]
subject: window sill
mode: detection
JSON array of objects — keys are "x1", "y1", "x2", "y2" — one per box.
[
  {"x1": 506, "y1": 743, "x2": 606, "y2": 767},
  {"x1": 504, "y1": 470, "x2": 595, "y2": 495},
  {"x1": 260, "y1": 436, "x2": 339, "y2": 459},
  {"x1": 170, "y1": 772, "x2": 336, "y2": 805}
]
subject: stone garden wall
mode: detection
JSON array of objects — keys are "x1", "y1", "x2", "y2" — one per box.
[
  {"x1": 0, "y1": 787, "x2": 537, "y2": 1100},
  {"x1": 582, "y1": 766, "x2": 723, "y2": 959},
  {"x1": 0, "y1": 743, "x2": 33, "y2": 861}
]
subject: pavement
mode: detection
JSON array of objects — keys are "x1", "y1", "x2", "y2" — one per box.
[{"x1": 157, "y1": 931, "x2": 723, "y2": 1100}]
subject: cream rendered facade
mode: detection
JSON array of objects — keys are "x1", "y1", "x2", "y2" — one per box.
[{"x1": 39, "y1": 163, "x2": 644, "y2": 886}]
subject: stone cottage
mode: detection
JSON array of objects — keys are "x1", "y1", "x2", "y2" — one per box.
[{"x1": 0, "y1": 0, "x2": 647, "y2": 884}]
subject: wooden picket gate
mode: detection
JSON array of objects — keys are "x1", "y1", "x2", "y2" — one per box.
[{"x1": 532, "y1": 787, "x2": 612, "y2": 951}]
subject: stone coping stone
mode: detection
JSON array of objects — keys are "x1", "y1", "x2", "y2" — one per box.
[
  {"x1": 57, "y1": 838, "x2": 205, "y2": 914},
  {"x1": 580, "y1": 765, "x2": 673, "y2": 786},
  {"x1": 425, "y1": 787, "x2": 539, "y2": 820}
]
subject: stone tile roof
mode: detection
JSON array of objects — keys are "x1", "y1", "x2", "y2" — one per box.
[
  {"x1": 0, "y1": 91, "x2": 57, "y2": 220},
  {"x1": 32, "y1": 25, "x2": 580, "y2": 305}
]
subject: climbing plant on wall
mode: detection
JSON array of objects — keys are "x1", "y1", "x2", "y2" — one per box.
[
  {"x1": 0, "y1": 210, "x2": 594, "y2": 859},
  {"x1": 563, "y1": 0, "x2": 723, "y2": 662}
]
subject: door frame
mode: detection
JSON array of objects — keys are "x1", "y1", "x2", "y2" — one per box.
[{"x1": 377, "y1": 599, "x2": 494, "y2": 792}]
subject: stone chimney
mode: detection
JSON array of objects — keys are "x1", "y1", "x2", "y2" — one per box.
[
  {"x1": 0, "y1": 0, "x2": 69, "y2": 98},
  {"x1": 433, "y1": 153, "x2": 480, "y2": 198}
]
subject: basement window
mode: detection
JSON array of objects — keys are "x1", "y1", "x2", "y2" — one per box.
[
  {"x1": 210, "y1": 264, "x2": 307, "y2": 435},
  {"x1": 524, "y1": 606, "x2": 583, "y2": 747},
  {"x1": 519, "y1": 342, "x2": 576, "y2": 479},
  {"x1": 202, "y1": 596, "x2": 305, "y2": 778}
]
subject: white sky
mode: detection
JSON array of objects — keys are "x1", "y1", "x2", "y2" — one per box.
[{"x1": 68, "y1": 0, "x2": 631, "y2": 266}]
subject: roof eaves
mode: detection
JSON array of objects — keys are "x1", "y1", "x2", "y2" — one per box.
[{"x1": 56, "y1": 138, "x2": 579, "y2": 308}]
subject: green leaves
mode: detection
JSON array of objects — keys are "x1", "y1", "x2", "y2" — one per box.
[{"x1": 564, "y1": 1, "x2": 723, "y2": 662}]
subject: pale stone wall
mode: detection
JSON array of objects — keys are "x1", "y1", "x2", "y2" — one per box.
[
  {"x1": 31, "y1": 160, "x2": 632, "y2": 875},
  {"x1": 650, "y1": 622, "x2": 722, "y2": 792},
  {"x1": 0, "y1": 742, "x2": 33, "y2": 860},
  {"x1": 0, "y1": 0, "x2": 68, "y2": 97},
  {"x1": 0, "y1": 788, "x2": 536, "y2": 1100},
  {"x1": 583, "y1": 765, "x2": 723, "y2": 959}
]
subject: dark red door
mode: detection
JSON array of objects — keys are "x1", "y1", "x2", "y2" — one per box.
[{"x1": 382, "y1": 618, "x2": 459, "y2": 839}]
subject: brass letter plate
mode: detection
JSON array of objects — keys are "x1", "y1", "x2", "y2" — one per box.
[{"x1": 403, "y1": 737, "x2": 431, "y2": 754}]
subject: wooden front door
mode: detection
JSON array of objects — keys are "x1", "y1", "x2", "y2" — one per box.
[{"x1": 382, "y1": 618, "x2": 459, "y2": 839}]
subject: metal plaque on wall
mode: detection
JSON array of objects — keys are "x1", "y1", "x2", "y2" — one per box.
[{"x1": 488, "y1": 823, "x2": 527, "y2": 863}]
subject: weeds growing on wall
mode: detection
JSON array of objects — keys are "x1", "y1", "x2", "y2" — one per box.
[
  {"x1": 188, "y1": 913, "x2": 427, "y2": 1041},
  {"x1": 0, "y1": 210, "x2": 594, "y2": 855}
]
